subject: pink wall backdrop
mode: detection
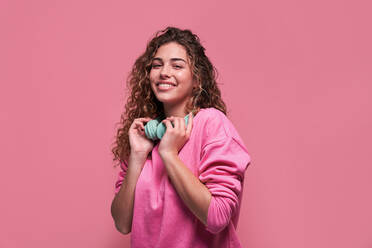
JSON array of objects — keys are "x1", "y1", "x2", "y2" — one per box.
[{"x1": 1, "y1": 0, "x2": 371, "y2": 247}]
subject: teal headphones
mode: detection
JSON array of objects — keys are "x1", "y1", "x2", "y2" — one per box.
[{"x1": 144, "y1": 114, "x2": 191, "y2": 141}]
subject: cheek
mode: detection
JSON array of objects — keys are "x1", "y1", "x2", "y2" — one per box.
[
  {"x1": 150, "y1": 73, "x2": 160, "y2": 87},
  {"x1": 175, "y1": 71, "x2": 192, "y2": 82},
  {"x1": 149, "y1": 80, "x2": 157, "y2": 92},
  {"x1": 149, "y1": 71, "x2": 155, "y2": 81}
]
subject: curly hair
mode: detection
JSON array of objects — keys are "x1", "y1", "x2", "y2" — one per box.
[{"x1": 111, "y1": 26, "x2": 227, "y2": 166}]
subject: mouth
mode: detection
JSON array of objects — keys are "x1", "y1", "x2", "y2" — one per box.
[
  {"x1": 156, "y1": 81, "x2": 177, "y2": 91},
  {"x1": 156, "y1": 81, "x2": 177, "y2": 86}
]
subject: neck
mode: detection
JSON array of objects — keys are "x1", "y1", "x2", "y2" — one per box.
[
  {"x1": 163, "y1": 102, "x2": 188, "y2": 118},
  {"x1": 163, "y1": 95, "x2": 194, "y2": 117}
]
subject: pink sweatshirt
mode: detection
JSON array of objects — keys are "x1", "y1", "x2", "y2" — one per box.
[{"x1": 114, "y1": 107, "x2": 251, "y2": 248}]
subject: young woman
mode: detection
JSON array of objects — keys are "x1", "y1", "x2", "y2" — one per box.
[{"x1": 111, "y1": 26, "x2": 251, "y2": 248}]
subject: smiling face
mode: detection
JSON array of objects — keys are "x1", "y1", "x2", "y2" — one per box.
[{"x1": 149, "y1": 42, "x2": 197, "y2": 116}]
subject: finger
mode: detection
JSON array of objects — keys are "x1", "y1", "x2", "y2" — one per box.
[
  {"x1": 133, "y1": 121, "x2": 145, "y2": 130},
  {"x1": 137, "y1": 127, "x2": 145, "y2": 135},
  {"x1": 134, "y1": 124, "x2": 145, "y2": 133},
  {"x1": 162, "y1": 119, "x2": 173, "y2": 132},
  {"x1": 166, "y1": 117, "x2": 175, "y2": 128},
  {"x1": 178, "y1": 117, "x2": 185, "y2": 132},
  {"x1": 132, "y1": 120, "x2": 145, "y2": 129},
  {"x1": 135, "y1": 117, "x2": 152, "y2": 123},
  {"x1": 133, "y1": 117, "x2": 152, "y2": 126},
  {"x1": 173, "y1": 117, "x2": 180, "y2": 130}
]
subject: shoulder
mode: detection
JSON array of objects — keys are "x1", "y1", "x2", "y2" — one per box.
[
  {"x1": 195, "y1": 107, "x2": 228, "y2": 122},
  {"x1": 196, "y1": 108, "x2": 251, "y2": 168},
  {"x1": 196, "y1": 107, "x2": 244, "y2": 145}
]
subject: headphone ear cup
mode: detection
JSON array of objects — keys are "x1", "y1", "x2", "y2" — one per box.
[
  {"x1": 144, "y1": 117, "x2": 161, "y2": 140},
  {"x1": 145, "y1": 114, "x2": 191, "y2": 140},
  {"x1": 157, "y1": 122, "x2": 166, "y2": 139}
]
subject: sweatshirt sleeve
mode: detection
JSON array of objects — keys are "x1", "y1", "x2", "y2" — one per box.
[
  {"x1": 114, "y1": 160, "x2": 128, "y2": 195},
  {"x1": 198, "y1": 136, "x2": 251, "y2": 234}
]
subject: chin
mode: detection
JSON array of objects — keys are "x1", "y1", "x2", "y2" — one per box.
[{"x1": 156, "y1": 97, "x2": 178, "y2": 105}]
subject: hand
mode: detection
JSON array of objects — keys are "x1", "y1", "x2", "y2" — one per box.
[
  {"x1": 158, "y1": 112, "x2": 193, "y2": 158},
  {"x1": 128, "y1": 117, "x2": 154, "y2": 158}
]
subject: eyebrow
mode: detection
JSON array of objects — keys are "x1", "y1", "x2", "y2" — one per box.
[{"x1": 152, "y1": 57, "x2": 187, "y2": 63}]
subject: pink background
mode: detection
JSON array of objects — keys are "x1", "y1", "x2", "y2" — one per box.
[{"x1": 1, "y1": 0, "x2": 371, "y2": 247}]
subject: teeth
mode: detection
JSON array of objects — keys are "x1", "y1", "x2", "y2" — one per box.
[{"x1": 158, "y1": 83, "x2": 175, "y2": 88}]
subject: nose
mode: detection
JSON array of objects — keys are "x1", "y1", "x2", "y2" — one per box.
[{"x1": 160, "y1": 64, "x2": 171, "y2": 78}]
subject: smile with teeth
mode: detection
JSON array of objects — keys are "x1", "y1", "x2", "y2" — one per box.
[{"x1": 157, "y1": 83, "x2": 176, "y2": 90}]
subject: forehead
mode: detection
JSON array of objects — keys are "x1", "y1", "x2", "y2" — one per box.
[{"x1": 153, "y1": 42, "x2": 189, "y2": 62}]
